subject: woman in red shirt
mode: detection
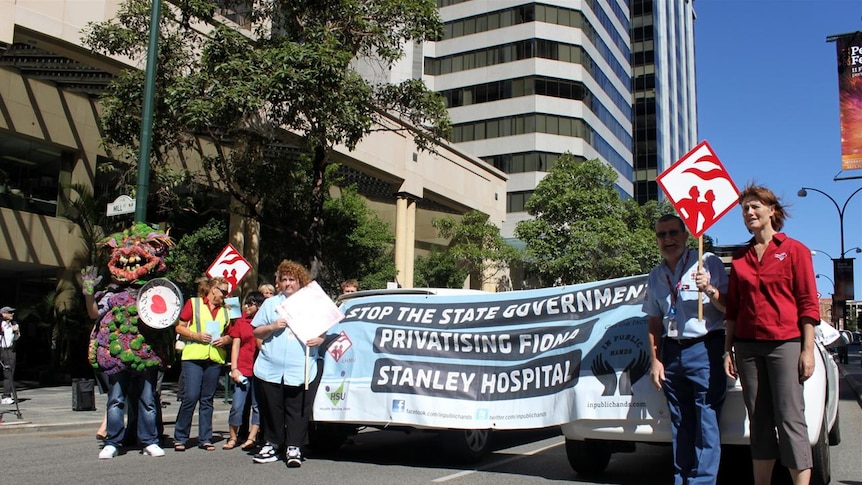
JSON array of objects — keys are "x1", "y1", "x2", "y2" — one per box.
[
  {"x1": 723, "y1": 185, "x2": 819, "y2": 485},
  {"x1": 224, "y1": 291, "x2": 264, "y2": 450}
]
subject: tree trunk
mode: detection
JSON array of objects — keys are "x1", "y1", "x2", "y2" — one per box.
[{"x1": 307, "y1": 145, "x2": 327, "y2": 280}]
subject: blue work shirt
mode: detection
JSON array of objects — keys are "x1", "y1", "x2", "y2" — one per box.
[
  {"x1": 251, "y1": 293, "x2": 319, "y2": 386},
  {"x1": 643, "y1": 249, "x2": 728, "y2": 339}
]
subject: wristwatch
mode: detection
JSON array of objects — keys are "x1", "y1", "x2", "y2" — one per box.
[{"x1": 706, "y1": 287, "x2": 717, "y2": 297}]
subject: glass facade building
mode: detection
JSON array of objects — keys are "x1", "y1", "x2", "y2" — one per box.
[
  {"x1": 631, "y1": 0, "x2": 698, "y2": 203},
  {"x1": 426, "y1": 0, "x2": 635, "y2": 237}
]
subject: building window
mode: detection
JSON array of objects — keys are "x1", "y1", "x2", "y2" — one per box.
[{"x1": 0, "y1": 132, "x2": 64, "y2": 217}]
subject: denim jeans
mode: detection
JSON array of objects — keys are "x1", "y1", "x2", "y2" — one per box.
[
  {"x1": 105, "y1": 367, "x2": 159, "y2": 447},
  {"x1": 228, "y1": 374, "x2": 259, "y2": 427},
  {"x1": 174, "y1": 360, "x2": 221, "y2": 445},
  {"x1": 662, "y1": 334, "x2": 726, "y2": 485}
]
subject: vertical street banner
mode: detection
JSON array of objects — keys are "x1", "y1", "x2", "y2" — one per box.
[
  {"x1": 833, "y1": 258, "x2": 855, "y2": 301},
  {"x1": 313, "y1": 275, "x2": 667, "y2": 430},
  {"x1": 836, "y1": 32, "x2": 862, "y2": 170},
  {"x1": 656, "y1": 141, "x2": 740, "y2": 237}
]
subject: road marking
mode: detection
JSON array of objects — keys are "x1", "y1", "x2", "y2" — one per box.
[{"x1": 432, "y1": 436, "x2": 565, "y2": 482}]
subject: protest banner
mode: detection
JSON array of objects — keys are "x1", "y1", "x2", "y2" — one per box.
[{"x1": 313, "y1": 275, "x2": 660, "y2": 430}]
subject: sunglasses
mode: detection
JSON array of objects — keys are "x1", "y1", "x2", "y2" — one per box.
[
  {"x1": 243, "y1": 302, "x2": 257, "y2": 307},
  {"x1": 656, "y1": 229, "x2": 681, "y2": 239},
  {"x1": 214, "y1": 287, "x2": 229, "y2": 296}
]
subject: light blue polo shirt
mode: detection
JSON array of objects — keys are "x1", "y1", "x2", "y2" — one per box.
[
  {"x1": 643, "y1": 250, "x2": 728, "y2": 339},
  {"x1": 251, "y1": 293, "x2": 320, "y2": 386}
]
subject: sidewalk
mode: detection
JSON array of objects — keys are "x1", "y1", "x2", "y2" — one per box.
[
  {"x1": 2, "y1": 353, "x2": 861, "y2": 435},
  {"x1": 0, "y1": 380, "x2": 232, "y2": 434}
]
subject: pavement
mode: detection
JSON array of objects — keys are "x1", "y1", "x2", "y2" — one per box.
[
  {"x1": 0, "y1": 379, "x2": 233, "y2": 435},
  {"x1": 1, "y1": 351, "x2": 862, "y2": 435}
]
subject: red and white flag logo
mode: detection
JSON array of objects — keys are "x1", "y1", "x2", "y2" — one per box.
[
  {"x1": 656, "y1": 141, "x2": 739, "y2": 238},
  {"x1": 206, "y1": 244, "x2": 251, "y2": 293}
]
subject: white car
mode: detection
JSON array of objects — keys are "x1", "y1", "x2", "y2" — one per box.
[{"x1": 560, "y1": 322, "x2": 841, "y2": 485}]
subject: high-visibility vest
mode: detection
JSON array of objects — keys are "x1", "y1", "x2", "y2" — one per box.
[{"x1": 180, "y1": 297, "x2": 229, "y2": 363}]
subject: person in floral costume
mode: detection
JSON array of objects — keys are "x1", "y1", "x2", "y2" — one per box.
[{"x1": 82, "y1": 223, "x2": 175, "y2": 460}]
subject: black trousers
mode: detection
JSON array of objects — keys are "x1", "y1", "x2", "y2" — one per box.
[
  {"x1": 1, "y1": 347, "x2": 15, "y2": 398},
  {"x1": 255, "y1": 370, "x2": 320, "y2": 449}
]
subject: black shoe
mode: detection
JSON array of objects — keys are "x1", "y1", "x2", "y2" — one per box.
[{"x1": 253, "y1": 443, "x2": 279, "y2": 463}]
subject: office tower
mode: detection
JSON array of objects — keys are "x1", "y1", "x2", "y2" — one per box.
[
  {"x1": 425, "y1": 1, "x2": 634, "y2": 237},
  {"x1": 631, "y1": 0, "x2": 698, "y2": 203}
]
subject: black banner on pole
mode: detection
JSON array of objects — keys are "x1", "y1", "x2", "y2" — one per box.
[{"x1": 833, "y1": 258, "x2": 855, "y2": 301}]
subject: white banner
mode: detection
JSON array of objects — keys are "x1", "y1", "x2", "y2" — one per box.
[{"x1": 314, "y1": 275, "x2": 659, "y2": 430}]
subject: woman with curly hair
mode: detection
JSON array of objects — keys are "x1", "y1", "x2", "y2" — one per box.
[{"x1": 250, "y1": 260, "x2": 324, "y2": 467}]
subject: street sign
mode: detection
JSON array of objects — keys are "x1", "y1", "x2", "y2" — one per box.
[
  {"x1": 205, "y1": 243, "x2": 251, "y2": 294},
  {"x1": 656, "y1": 141, "x2": 740, "y2": 237},
  {"x1": 106, "y1": 195, "x2": 136, "y2": 217}
]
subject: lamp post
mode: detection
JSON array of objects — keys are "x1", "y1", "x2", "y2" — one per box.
[
  {"x1": 800, "y1": 186, "x2": 862, "y2": 331},
  {"x1": 799, "y1": 186, "x2": 862, "y2": 305},
  {"x1": 811, "y1": 247, "x2": 862, "y2": 260},
  {"x1": 798, "y1": 186, "x2": 862, "y2": 257},
  {"x1": 816, "y1": 273, "x2": 839, "y2": 328}
]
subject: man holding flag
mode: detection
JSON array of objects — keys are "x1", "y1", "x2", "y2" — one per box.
[{"x1": 643, "y1": 214, "x2": 728, "y2": 485}]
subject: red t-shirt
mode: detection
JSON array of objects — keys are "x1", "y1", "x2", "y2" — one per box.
[
  {"x1": 227, "y1": 314, "x2": 257, "y2": 376},
  {"x1": 725, "y1": 233, "x2": 820, "y2": 341}
]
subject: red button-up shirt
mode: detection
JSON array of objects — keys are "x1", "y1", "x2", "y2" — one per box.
[{"x1": 725, "y1": 233, "x2": 820, "y2": 341}]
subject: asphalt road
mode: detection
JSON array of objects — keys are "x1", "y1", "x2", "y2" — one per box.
[{"x1": 0, "y1": 377, "x2": 859, "y2": 485}]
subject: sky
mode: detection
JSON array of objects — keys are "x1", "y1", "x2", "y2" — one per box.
[{"x1": 694, "y1": 0, "x2": 862, "y2": 299}]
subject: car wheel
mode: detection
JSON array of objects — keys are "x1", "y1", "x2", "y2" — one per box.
[
  {"x1": 565, "y1": 439, "x2": 612, "y2": 476},
  {"x1": 440, "y1": 429, "x2": 492, "y2": 463},
  {"x1": 827, "y1": 406, "x2": 840, "y2": 446},
  {"x1": 811, "y1": 414, "x2": 831, "y2": 485}
]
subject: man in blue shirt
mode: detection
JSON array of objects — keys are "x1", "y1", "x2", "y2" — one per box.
[{"x1": 643, "y1": 215, "x2": 728, "y2": 485}]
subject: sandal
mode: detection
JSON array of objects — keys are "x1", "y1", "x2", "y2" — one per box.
[
  {"x1": 222, "y1": 439, "x2": 237, "y2": 450},
  {"x1": 173, "y1": 442, "x2": 186, "y2": 452},
  {"x1": 199, "y1": 442, "x2": 216, "y2": 451},
  {"x1": 240, "y1": 439, "x2": 257, "y2": 450}
]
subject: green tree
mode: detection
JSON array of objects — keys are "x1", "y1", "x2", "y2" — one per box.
[
  {"x1": 165, "y1": 218, "x2": 228, "y2": 297},
  {"x1": 414, "y1": 248, "x2": 468, "y2": 289},
  {"x1": 83, "y1": 0, "x2": 450, "y2": 279},
  {"x1": 515, "y1": 155, "x2": 670, "y2": 285},
  {"x1": 320, "y1": 186, "x2": 396, "y2": 293},
  {"x1": 431, "y1": 210, "x2": 521, "y2": 289}
]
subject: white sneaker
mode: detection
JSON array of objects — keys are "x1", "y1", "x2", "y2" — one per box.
[
  {"x1": 143, "y1": 444, "x2": 165, "y2": 457},
  {"x1": 286, "y1": 446, "x2": 302, "y2": 468},
  {"x1": 99, "y1": 445, "x2": 118, "y2": 460},
  {"x1": 0, "y1": 397, "x2": 13, "y2": 405}
]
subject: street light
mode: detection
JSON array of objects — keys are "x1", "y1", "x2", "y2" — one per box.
[
  {"x1": 811, "y1": 247, "x2": 862, "y2": 260},
  {"x1": 816, "y1": 274, "x2": 839, "y2": 328},
  {"x1": 798, "y1": 186, "x2": 862, "y2": 257},
  {"x1": 816, "y1": 273, "x2": 835, "y2": 290},
  {"x1": 799, "y1": 186, "x2": 862, "y2": 303}
]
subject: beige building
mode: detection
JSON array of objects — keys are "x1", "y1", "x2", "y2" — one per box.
[{"x1": 0, "y1": 1, "x2": 507, "y2": 309}]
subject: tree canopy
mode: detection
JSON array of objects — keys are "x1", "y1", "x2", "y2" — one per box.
[
  {"x1": 515, "y1": 155, "x2": 675, "y2": 285},
  {"x1": 83, "y1": 0, "x2": 450, "y2": 279},
  {"x1": 431, "y1": 210, "x2": 521, "y2": 290}
]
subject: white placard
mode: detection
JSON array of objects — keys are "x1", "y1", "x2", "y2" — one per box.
[{"x1": 276, "y1": 281, "x2": 344, "y2": 342}]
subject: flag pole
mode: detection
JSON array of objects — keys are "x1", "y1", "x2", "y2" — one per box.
[{"x1": 698, "y1": 235, "x2": 704, "y2": 321}]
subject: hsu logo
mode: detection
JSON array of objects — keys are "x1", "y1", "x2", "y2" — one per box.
[{"x1": 325, "y1": 381, "x2": 348, "y2": 406}]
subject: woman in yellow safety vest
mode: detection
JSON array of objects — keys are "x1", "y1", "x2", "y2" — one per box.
[{"x1": 172, "y1": 277, "x2": 234, "y2": 451}]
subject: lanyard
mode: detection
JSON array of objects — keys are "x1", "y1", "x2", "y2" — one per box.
[{"x1": 663, "y1": 250, "x2": 690, "y2": 311}]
